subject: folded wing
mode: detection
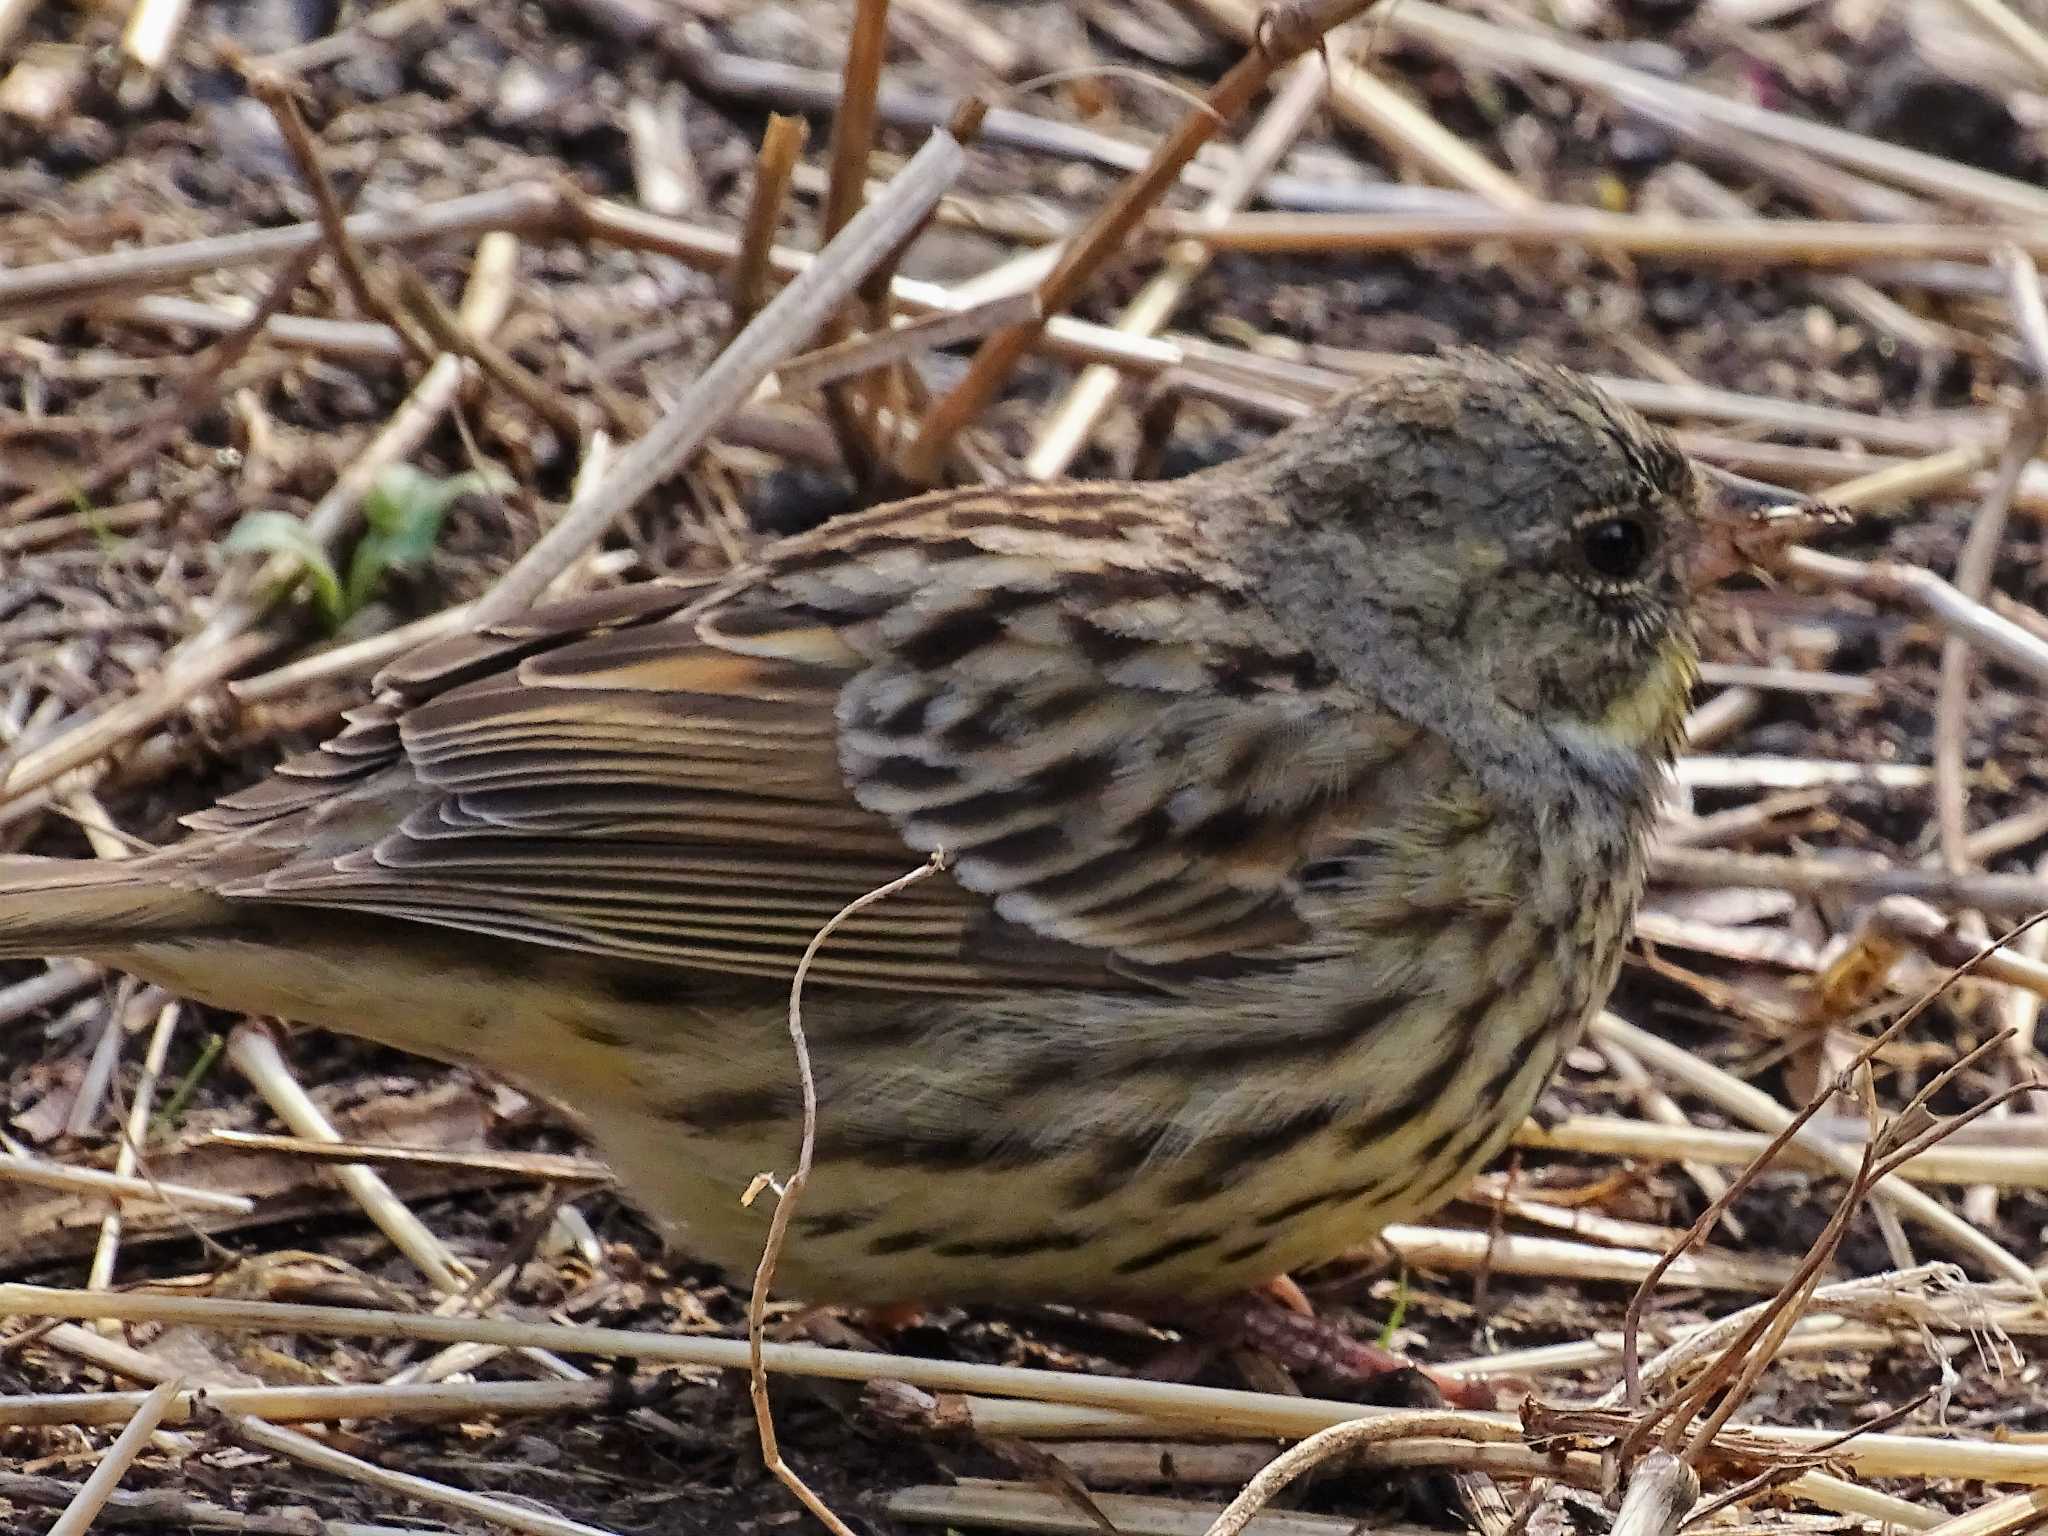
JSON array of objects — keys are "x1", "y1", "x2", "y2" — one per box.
[{"x1": 191, "y1": 489, "x2": 1423, "y2": 993}]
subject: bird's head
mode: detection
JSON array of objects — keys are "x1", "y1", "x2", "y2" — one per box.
[{"x1": 1232, "y1": 352, "x2": 1835, "y2": 764}]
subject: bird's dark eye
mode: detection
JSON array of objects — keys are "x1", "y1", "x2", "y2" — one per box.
[{"x1": 1580, "y1": 515, "x2": 1652, "y2": 582}]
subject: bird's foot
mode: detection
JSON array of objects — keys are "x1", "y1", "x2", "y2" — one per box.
[
  {"x1": 791, "y1": 1301, "x2": 929, "y2": 1347},
  {"x1": 1158, "y1": 1287, "x2": 1497, "y2": 1410}
]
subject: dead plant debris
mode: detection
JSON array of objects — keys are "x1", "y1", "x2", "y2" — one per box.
[{"x1": 2, "y1": 0, "x2": 2048, "y2": 1532}]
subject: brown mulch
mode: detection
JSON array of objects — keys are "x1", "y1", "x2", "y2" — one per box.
[{"x1": 2, "y1": 0, "x2": 2047, "y2": 1532}]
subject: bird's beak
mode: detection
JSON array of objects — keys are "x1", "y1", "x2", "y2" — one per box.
[{"x1": 1690, "y1": 465, "x2": 1846, "y2": 586}]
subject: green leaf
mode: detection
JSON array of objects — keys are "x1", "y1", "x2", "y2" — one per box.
[
  {"x1": 223, "y1": 510, "x2": 344, "y2": 627},
  {"x1": 1376, "y1": 1264, "x2": 1410, "y2": 1348},
  {"x1": 345, "y1": 465, "x2": 491, "y2": 615},
  {"x1": 68, "y1": 488, "x2": 124, "y2": 553},
  {"x1": 151, "y1": 1031, "x2": 225, "y2": 1135}
]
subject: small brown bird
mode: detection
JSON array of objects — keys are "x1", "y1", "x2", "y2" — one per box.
[{"x1": 0, "y1": 354, "x2": 1816, "y2": 1308}]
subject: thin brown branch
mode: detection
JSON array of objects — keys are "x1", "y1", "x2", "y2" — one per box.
[
  {"x1": 813, "y1": 0, "x2": 893, "y2": 477},
  {"x1": 898, "y1": 0, "x2": 1379, "y2": 483},
  {"x1": 465, "y1": 123, "x2": 972, "y2": 626},
  {"x1": 1612, "y1": 923, "x2": 2048, "y2": 1490},
  {"x1": 1680, "y1": 1393, "x2": 1934, "y2": 1530},
  {"x1": 776, "y1": 293, "x2": 1039, "y2": 395},
  {"x1": 729, "y1": 113, "x2": 810, "y2": 335},
  {"x1": 1616, "y1": 1009, "x2": 1909, "y2": 1413},
  {"x1": 1598, "y1": 1010, "x2": 2036, "y2": 1286},
  {"x1": 0, "y1": 182, "x2": 560, "y2": 319},
  {"x1": 1615, "y1": 922, "x2": 2048, "y2": 1408},
  {"x1": 1025, "y1": 55, "x2": 1324, "y2": 480},
  {"x1": 1667, "y1": 1043, "x2": 2027, "y2": 1468},
  {"x1": 1174, "y1": 0, "x2": 1534, "y2": 208},
  {"x1": 1870, "y1": 1076, "x2": 2040, "y2": 1184},
  {"x1": 241, "y1": 62, "x2": 434, "y2": 364},
  {"x1": 1666, "y1": 1154, "x2": 1877, "y2": 1462},
  {"x1": 394, "y1": 265, "x2": 591, "y2": 443},
  {"x1": 749, "y1": 851, "x2": 948, "y2": 1536}
]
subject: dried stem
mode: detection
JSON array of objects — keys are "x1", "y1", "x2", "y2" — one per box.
[
  {"x1": 16, "y1": 1280, "x2": 2048, "y2": 1482},
  {"x1": 1197, "y1": 1412, "x2": 1519, "y2": 1536},
  {"x1": 1610, "y1": 1451, "x2": 1699, "y2": 1536},
  {"x1": 1614, "y1": 1006, "x2": 1920, "y2": 1410},
  {"x1": 748, "y1": 851, "x2": 949, "y2": 1536},
  {"x1": 899, "y1": 0, "x2": 1378, "y2": 482},
  {"x1": 776, "y1": 293, "x2": 1038, "y2": 395},
  {"x1": 0, "y1": 182, "x2": 560, "y2": 318},
  {"x1": 1175, "y1": 0, "x2": 1535, "y2": 208},
  {"x1": 465, "y1": 123, "x2": 971, "y2": 625},
  {"x1": 1951, "y1": 0, "x2": 2048, "y2": 91},
  {"x1": 42, "y1": 1379, "x2": 182, "y2": 1536},
  {"x1": 1164, "y1": 207, "x2": 2048, "y2": 265},
  {"x1": 224, "y1": 1412, "x2": 622, "y2": 1536},
  {"x1": 1681, "y1": 1394, "x2": 1934, "y2": 1531},
  {"x1": 2, "y1": 234, "x2": 327, "y2": 525},
  {"x1": 1025, "y1": 57, "x2": 1324, "y2": 480},
  {"x1": 0, "y1": 234, "x2": 519, "y2": 807},
  {"x1": 1653, "y1": 845, "x2": 2048, "y2": 916},
  {"x1": 0, "y1": 1148, "x2": 249, "y2": 1214},
  {"x1": 0, "y1": 1378, "x2": 616, "y2": 1428},
  {"x1": 120, "y1": 0, "x2": 191, "y2": 75},
  {"x1": 1601, "y1": 983, "x2": 2042, "y2": 1297},
  {"x1": 243, "y1": 63, "x2": 434, "y2": 364},
  {"x1": 397, "y1": 266, "x2": 590, "y2": 441},
  {"x1": 729, "y1": 113, "x2": 811, "y2": 335},
  {"x1": 813, "y1": 0, "x2": 892, "y2": 479},
  {"x1": 1659, "y1": 1044, "x2": 2028, "y2": 1478},
  {"x1": 1608, "y1": 920, "x2": 2048, "y2": 1494},
  {"x1": 84, "y1": 999, "x2": 180, "y2": 1308},
  {"x1": 1937, "y1": 248, "x2": 2048, "y2": 873},
  {"x1": 224, "y1": 1023, "x2": 471, "y2": 1295}
]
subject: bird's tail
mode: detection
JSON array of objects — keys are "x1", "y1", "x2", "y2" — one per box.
[{"x1": 0, "y1": 856, "x2": 235, "y2": 960}]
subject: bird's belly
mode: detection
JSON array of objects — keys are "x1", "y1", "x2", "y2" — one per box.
[
  {"x1": 574, "y1": 969, "x2": 1592, "y2": 1307},
  {"x1": 120, "y1": 923, "x2": 1595, "y2": 1307}
]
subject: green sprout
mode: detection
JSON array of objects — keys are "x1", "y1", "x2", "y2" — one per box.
[{"x1": 224, "y1": 463, "x2": 495, "y2": 631}]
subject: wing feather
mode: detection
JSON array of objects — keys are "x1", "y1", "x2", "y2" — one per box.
[{"x1": 191, "y1": 487, "x2": 1427, "y2": 992}]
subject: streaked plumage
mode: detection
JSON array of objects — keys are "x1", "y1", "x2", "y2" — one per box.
[{"x1": 0, "y1": 355, "x2": 1815, "y2": 1304}]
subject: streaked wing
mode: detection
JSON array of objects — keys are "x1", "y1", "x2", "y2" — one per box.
[{"x1": 190, "y1": 485, "x2": 1424, "y2": 991}]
